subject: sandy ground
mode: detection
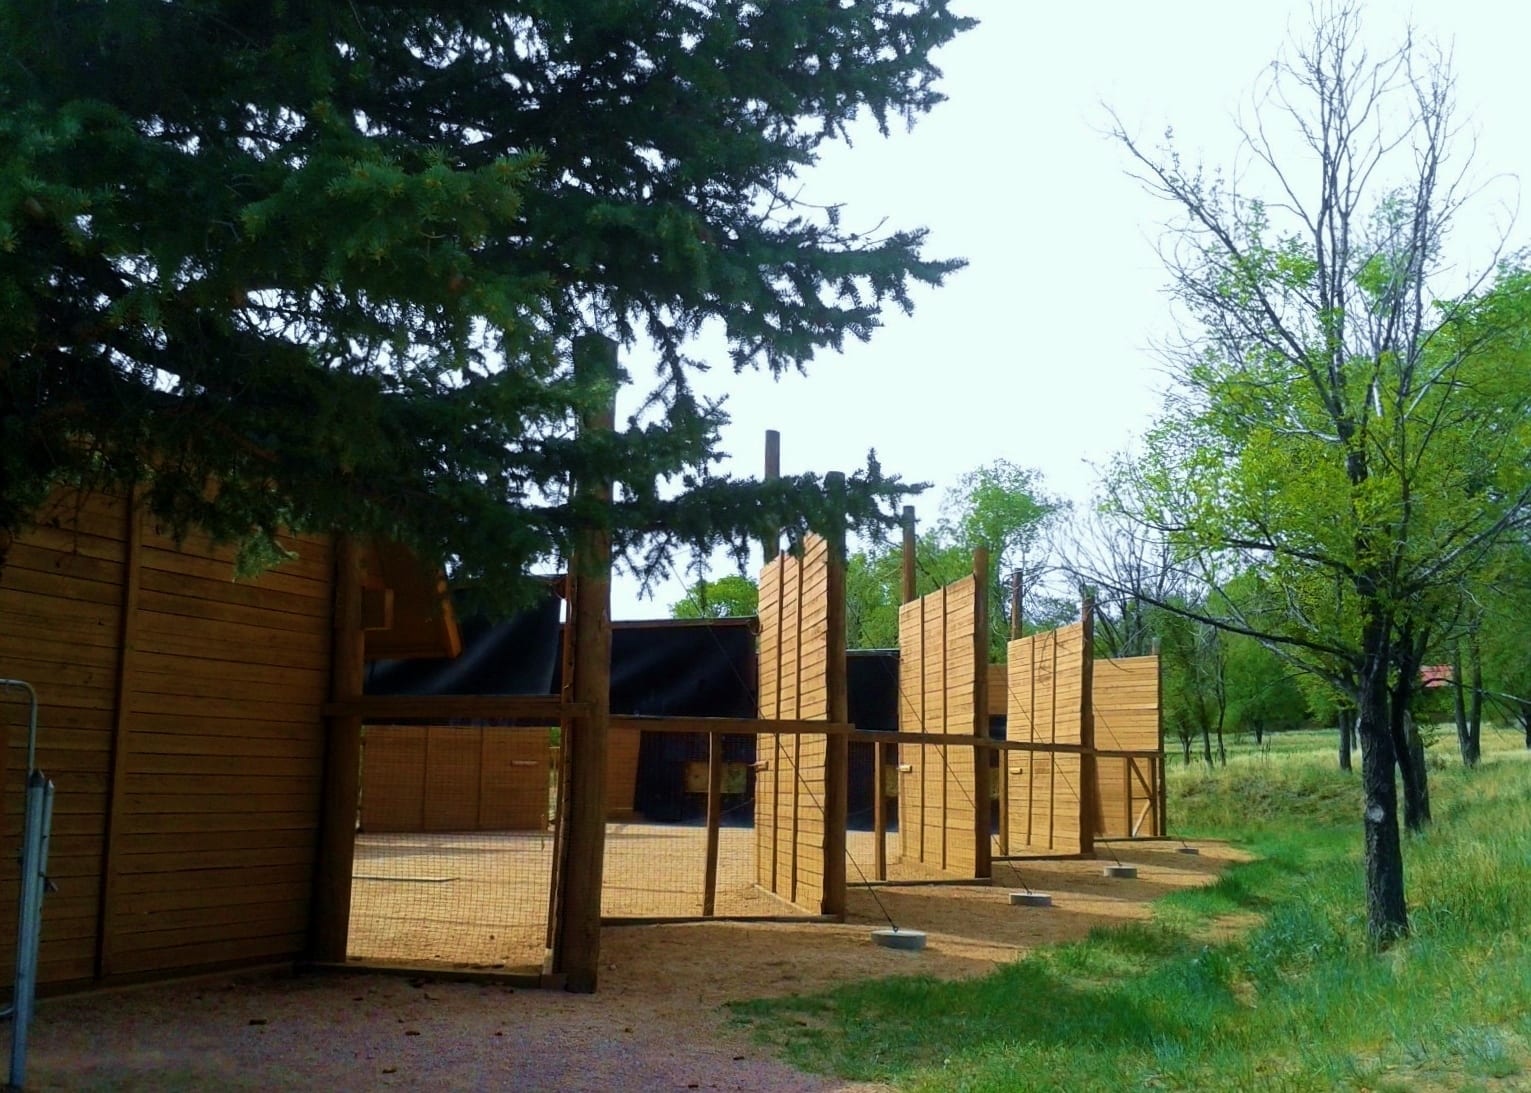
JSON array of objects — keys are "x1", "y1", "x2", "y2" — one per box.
[{"x1": 17, "y1": 840, "x2": 1247, "y2": 1092}]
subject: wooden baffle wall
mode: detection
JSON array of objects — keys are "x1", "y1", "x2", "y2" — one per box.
[
  {"x1": 755, "y1": 535, "x2": 832, "y2": 912},
  {"x1": 893, "y1": 568, "x2": 990, "y2": 881},
  {"x1": 1002, "y1": 621, "x2": 1093, "y2": 857},
  {"x1": 1091, "y1": 656, "x2": 1164, "y2": 838},
  {"x1": 998, "y1": 614, "x2": 1167, "y2": 857},
  {"x1": 0, "y1": 489, "x2": 336, "y2": 989}
]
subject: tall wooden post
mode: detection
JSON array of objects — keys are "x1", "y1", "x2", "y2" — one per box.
[
  {"x1": 97, "y1": 492, "x2": 144, "y2": 978},
  {"x1": 971, "y1": 547, "x2": 992, "y2": 879},
  {"x1": 876, "y1": 505, "x2": 917, "y2": 881},
  {"x1": 1153, "y1": 637, "x2": 1167, "y2": 836},
  {"x1": 1009, "y1": 570, "x2": 1023, "y2": 639},
  {"x1": 999, "y1": 568, "x2": 1021, "y2": 857},
  {"x1": 310, "y1": 535, "x2": 366, "y2": 962},
  {"x1": 554, "y1": 335, "x2": 617, "y2": 992},
  {"x1": 900, "y1": 505, "x2": 917, "y2": 603},
  {"x1": 763, "y1": 430, "x2": 781, "y2": 563},
  {"x1": 821, "y1": 473, "x2": 849, "y2": 918},
  {"x1": 1078, "y1": 590, "x2": 1098, "y2": 859}
]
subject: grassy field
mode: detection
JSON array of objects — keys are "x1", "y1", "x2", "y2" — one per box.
[{"x1": 731, "y1": 726, "x2": 1531, "y2": 1091}]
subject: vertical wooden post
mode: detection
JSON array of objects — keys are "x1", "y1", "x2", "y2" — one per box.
[
  {"x1": 1009, "y1": 569, "x2": 1023, "y2": 639},
  {"x1": 877, "y1": 505, "x2": 917, "y2": 881},
  {"x1": 761, "y1": 431, "x2": 782, "y2": 892},
  {"x1": 97, "y1": 491, "x2": 144, "y2": 978},
  {"x1": 702, "y1": 732, "x2": 723, "y2": 916},
  {"x1": 1078, "y1": 590, "x2": 1098, "y2": 859},
  {"x1": 821, "y1": 473, "x2": 849, "y2": 919},
  {"x1": 999, "y1": 567, "x2": 1021, "y2": 857},
  {"x1": 546, "y1": 579, "x2": 577, "y2": 953},
  {"x1": 309, "y1": 535, "x2": 366, "y2": 963},
  {"x1": 763, "y1": 430, "x2": 781, "y2": 564},
  {"x1": 900, "y1": 505, "x2": 917, "y2": 603},
  {"x1": 1153, "y1": 637, "x2": 1167, "y2": 836},
  {"x1": 554, "y1": 334, "x2": 617, "y2": 993},
  {"x1": 971, "y1": 548, "x2": 991, "y2": 880}
]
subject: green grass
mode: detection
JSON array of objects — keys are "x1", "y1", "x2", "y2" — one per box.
[{"x1": 730, "y1": 729, "x2": 1531, "y2": 1091}]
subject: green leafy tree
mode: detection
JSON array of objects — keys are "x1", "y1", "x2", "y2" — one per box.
[
  {"x1": 669, "y1": 575, "x2": 759, "y2": 620},
  {"x1": 845, "y1": 462, "x2": 1068, "y2": 657},
  {"x1": 1103, "y1": 7, "x2": 1531, "y2": 943},
  {"x1": 1, "y1": 1, "x2": 971, "y2": 601}
]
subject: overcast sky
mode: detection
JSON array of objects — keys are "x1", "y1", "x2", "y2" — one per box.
[{"x1": 612, "y1": 0, "x2": 1531, "y2": 618}]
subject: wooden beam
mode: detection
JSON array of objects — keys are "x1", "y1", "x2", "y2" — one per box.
[
  {"x1": 326, "y1": 695, "x2": 578, "y2": 722},
  {"x1": 821, "y1": 472, "x2": 849, "y2": 919},
  {"x1": 97, "y1": 491, "x2": 143, "y2": 979},
  {"x1": 308, "y1": 536, "x2": 365, "y2": 963},
  {"x1": 613, "y1": 715, "x2": 851, "y2": 736},
  {"x1": 553, "y1": 334, "x2": 617, "y2": 994}
]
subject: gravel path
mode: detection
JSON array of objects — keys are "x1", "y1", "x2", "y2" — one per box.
[{"x1": 15, "y1": 842, "x2": 1241, "y2": 1091}]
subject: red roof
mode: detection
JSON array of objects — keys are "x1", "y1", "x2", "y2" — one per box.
[{"x1": 1420, "y1": 665, "x2": 1454, "y2": 689}]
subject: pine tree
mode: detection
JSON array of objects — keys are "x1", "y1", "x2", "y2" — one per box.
[{"x1": 1, "y1": 1, "x2": 971, "y2": 599}]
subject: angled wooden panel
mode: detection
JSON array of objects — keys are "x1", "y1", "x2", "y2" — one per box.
[{"x1": 1004, "y1": 622, "x2": 1088, "y2": 855}]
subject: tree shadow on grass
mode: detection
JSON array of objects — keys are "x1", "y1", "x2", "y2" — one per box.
[{"x1": 730, "y1": 922, "x2": 1232, "y2": 1085}]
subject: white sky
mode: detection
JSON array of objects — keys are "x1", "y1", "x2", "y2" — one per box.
[{"x1": 612, "y1": 0, "x2": 1531, "y2": 618}]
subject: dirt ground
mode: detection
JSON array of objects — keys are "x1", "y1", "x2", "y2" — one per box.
[{"x1": 18, "y1": 840, "x2": 1247, "y2": 1092}]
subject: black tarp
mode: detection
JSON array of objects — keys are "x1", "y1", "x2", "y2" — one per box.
[
  {"x1": 555, "y1": 620, "x2": 758, "y2": 823},
  {"x1": 847, "y1": 651, "x2": 899, "y2": 828}
]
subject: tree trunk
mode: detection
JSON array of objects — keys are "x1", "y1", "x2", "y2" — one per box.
[
  {"x1": 1253, "y1": 720, "x2": 1265, "y2": 746},
  {"x1": 1338, "y1": 707, "x2": 1353, "y2": 773},
  {"x1": 1467, "y1": 644, "x2": 1483, "y2": 767},
  {"x1": 1181, "y1": 732, "x2": 1192, "y2": 765},
  {"x1": 1522, "y1": 701, "x2": 1531, "y2": 750},
  {"x1": 1452, "y1": 642, "x2": 1472, "y2": 766},
  {"x1": 1201, "y1": 721, "x2": 1214, "y2": 766},
  {"x1": 1357, "y1": 617, "x2": 1408, "y2": 946},
  {"x1": 1392, "y1": 705, "x2": 1430, "y2": 833},
  {"x1": 1389, "y1": 651, "x2": 1430, "y2": 833}
]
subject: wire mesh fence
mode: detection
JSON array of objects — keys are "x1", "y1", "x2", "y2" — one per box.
[
  {"x1": 345, "y1": 723, "x2": 836, "y2": 972},
  {"x1": 346, "y1": 724, "x2": 555, "y2": 972}
]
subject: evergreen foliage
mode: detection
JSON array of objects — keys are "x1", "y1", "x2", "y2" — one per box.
[{"x1": 0, "y1": 1, "x2": 972, "y2": 602}]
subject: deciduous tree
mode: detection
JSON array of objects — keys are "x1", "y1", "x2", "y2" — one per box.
[{"x1": 1103, "y1": 5, "x2": 1531, "y2": 944}]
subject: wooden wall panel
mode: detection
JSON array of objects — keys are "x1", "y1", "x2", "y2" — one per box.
[
  {"x1": 0, "y1": 489, "x2": 129, "y2": 990},
  {"x1": 422, "y1": 727, "x2": 481, "y2": 832},
  {"x1": 1004, "y1": 623, "x2": 1088, "y2": 855},
  {"x1": 361, "y1": 727, "x2": 551, "y2": 833},
  {"x1": 1092, "y1": 657, "x2": 1162, "y2": 838},
  {"x1": 104, "y1": 517, "x2": 333, "y2": 979},
  {"x1": 604, "y1": 727, "x2": 640, "y2": 820},
  {"x1": 1093, "y1": 657, "x2": 1160, "y2": 751},
  {"x1": 480, "y1": 731, "x2": 551, "y2": 831},
  {"x1": 895, "y1": 575, "x2": 984, "y2": 878},
  {"x1": 755, "y1": 537, "x2": 829, "y2": 911},
  {"x1": 0, "y1": 492, "x2": 338, "y2": 989}
]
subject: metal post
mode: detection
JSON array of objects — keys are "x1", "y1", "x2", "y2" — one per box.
[{"x1": 2, "y1": 678, "x2": 49, "y2": 1091}]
